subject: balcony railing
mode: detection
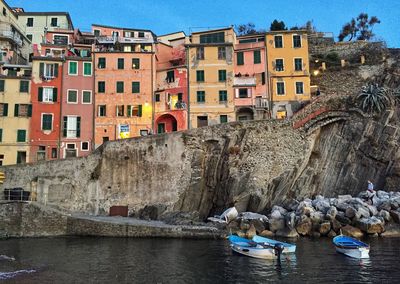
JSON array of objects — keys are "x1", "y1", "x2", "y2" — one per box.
[
  {"x1": 233, "y1": 77, "x2": 256, "y2": 87},
  {"x1": 0, "y1": 30, "x2": 23, "y2": 47},
  {"x1": 255, "y1": 97, "x2": 269, "y2": 109}
]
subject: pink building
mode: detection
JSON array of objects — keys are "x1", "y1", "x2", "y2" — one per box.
[{"x1": 234, "y1": 34, "x2": 269, "y2": 120}]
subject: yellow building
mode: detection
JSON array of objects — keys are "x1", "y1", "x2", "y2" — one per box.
[
  {"x1": 266, "y1": 30, "x2": 310, "y2": 119},
  {"x1": 186, "y1": 27, "x2": 236, "y2": 128},
  {"x1": 0, "y1": 65, "x2": 32, "y2": 165}
]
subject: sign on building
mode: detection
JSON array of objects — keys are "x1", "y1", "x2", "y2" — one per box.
[{"x1": 118, "y1": 124, "x2": 130, "y2": 139}]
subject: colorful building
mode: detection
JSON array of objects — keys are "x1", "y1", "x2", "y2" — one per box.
[
  {"x1": 154, "y1": 39, "x2": 188, "y2": 133},
  {"x1": 92, "y1": 24, "x2": 156, "y2": 148},
  {"x1": 186, "y1": 27, "x2": 236, "y2": 128},
  {"x1": 265, "y1": 30, "x2": 311, "y2": 119},
  {"x1": 234, "y1": 33, "x2": 269, "y2": 121}
]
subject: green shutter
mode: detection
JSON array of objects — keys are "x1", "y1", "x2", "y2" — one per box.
[
  {"x1": 3, "y1": 103, "x2": 8, "y2": 116},
  {"x1": 237, "y1": 52, "x2": 244, "y2": 65},
  {"x1": 138, "y1": 105, "x2": 142, "y2": 117},
  {"x1": 132, "y1": 58, "x2": 140, "y2": 69},
  {"x1": 127, "y1": 105, "x2": 131, "y2": 117},
  {"x1": 17, "y1": 130, "x2": 26, "y2": 142},
  {"x1": 14, "y1": 104, "x2": 19, "y2": 117},
  {"x1": 53, "y1": 88, "x2": 57, "y2": 102},
  {"x1": 38, "y1": 87, "x2": 43, "y2": 102},
  {"x1": 39, "y1": 63, "x2": 44, "y2": 77},
  {"x1": 0, "y1": 80, "x2": 5, "y2": 91},
  {"x1": 54, "y1": 63, "x2": 59, "y2": 77},
  {"x1": 28, "y1": 104, "x2": 32, "y2": 117},
  {"x1": 132, "y1": 82, "x2": 140, "y2": 93},
  {"x1": 63, "y1": 116, "x2": 67, "y2": 137},
  {"x1": 254, "y1": 50, "x2": 261, "y2": 64},
  {"x1": 0, "y1": 129, "x2": 2, "y2": 142},
  {"x1": 77, "y1": 117, "x2": 81, "y2": 138}
]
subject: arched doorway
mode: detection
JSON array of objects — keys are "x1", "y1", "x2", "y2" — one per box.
[
  {"x1": 236, "y1": 107, "x2": 254, "y2": 121},
  {"x1": 155, "y1": 114, "x2": 178, "y2": 134}
]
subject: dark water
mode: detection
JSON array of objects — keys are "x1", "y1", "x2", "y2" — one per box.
[{"x1": 1, "y1": 237, "x2": 400, "y2": 283}]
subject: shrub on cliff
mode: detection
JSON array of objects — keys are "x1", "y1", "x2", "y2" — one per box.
[{"x1": 357, "y1": 83, "x2": 393, "y2": 113}]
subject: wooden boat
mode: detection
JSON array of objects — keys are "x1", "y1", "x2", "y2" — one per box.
[
  {"x1": 252, "y1": 235, "x2": 296, "y2": 253},
  {"x1": 333, "y1": 235, "x2": 370, "y2": 259},
  {"x1": 228, "y1": 235, "x2": 279, "y2": 259}
]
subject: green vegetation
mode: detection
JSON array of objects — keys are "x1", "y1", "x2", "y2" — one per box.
[
  {"x1": 357, "y1": 83, "x2": 392, "y2": 113},
  {"x1": 270, "y1": 20, "x2": 287, "y2": 31},
  {"x1": 338, "y1": 13, "x2": 381, "y2": 42}
]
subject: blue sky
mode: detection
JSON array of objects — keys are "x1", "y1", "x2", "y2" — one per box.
[{"x1": 7, "y1": 0, "x2": 399, "y2": 47}]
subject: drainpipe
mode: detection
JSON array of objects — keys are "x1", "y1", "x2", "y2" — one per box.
[
  {"x1": 186, "y1": 46, "x2": 190, "y2": 129},
  {"x1": 92, "y1": 52, "x2": 96, "y2": 150},
  {"x1": 151, "y1": 50, "x2": 155, "y2": 133},
  {"x1": 265, "y1": 34, "x2": 273, "y2": 119},
  {"x1": 58, "y1": 60, "x2": 63, "y2": 159}
]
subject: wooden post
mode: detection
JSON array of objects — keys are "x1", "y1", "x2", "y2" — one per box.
[
  {"x1": 321, "y1": 62, "x2": 326, "y2": 71},
  {"x1": 361, "y1": 55, "x2": 365, "y2": 64},
  {"x1": 341, "y1": 59, "x2": 346, "y2": 67}
]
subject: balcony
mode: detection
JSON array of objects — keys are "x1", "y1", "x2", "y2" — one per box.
[
  {"x1": 167, "y1": 101, "x2": 187, "y2": 111},
  {"x1": 233, "y1": 76, "x2": 256, "y2": 87},
  {"x1": 255, "y1": 97, "x2": 269, "y2": 109},
  {"x1": 0, "y1": 30, "x2": 23, "y2": 47}
]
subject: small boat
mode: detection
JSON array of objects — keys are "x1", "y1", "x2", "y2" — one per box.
[
  {"x1": 333, "y1": 235, "x2": 370, "y2": 259},
  {"x1": 228, "y1": 235, "x2": 282, "y2": 259},
  {"x1": 252, "y1": 235, "x2": 296, "y2": 253}
]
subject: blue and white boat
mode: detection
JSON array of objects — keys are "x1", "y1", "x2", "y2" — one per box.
[
  {"x1": 252, "y1": 235, "x2": 296, "y2": 253},
  {"x1": 333, "y1": 235, "x2": 370, "y2": 259},
  {"x1": 228, "y1": 235, "x2": 277, "y2": 259}
]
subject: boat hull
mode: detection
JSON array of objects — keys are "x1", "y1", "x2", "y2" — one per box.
[
  {"x1": 335, "y1": 247, "x2": 370, "y2": 259},
  {"x1": 252, "y1": 235, "x2": 296, "y2": 253},
  {"x1": 231, "y1": 244, "x2": 276, "y2": 259},
  {"x1": 333, "y1": 235, "x2": 370, "y2": 259}
]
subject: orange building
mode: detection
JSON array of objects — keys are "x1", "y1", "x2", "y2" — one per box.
[{"x1": 92, "y1": 24, "x2": 156, "y2": 148}]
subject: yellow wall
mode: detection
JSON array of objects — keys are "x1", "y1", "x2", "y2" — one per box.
[{"x1": 0, "y1": 77, "x2": 31, "y2": 165}]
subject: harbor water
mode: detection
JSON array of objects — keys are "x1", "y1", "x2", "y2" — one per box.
[{"x1": 1, "y1": 237, "x2": 400, "y2": 283}]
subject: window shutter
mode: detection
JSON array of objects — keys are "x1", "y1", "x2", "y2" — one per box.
[
  {"x1": 14, "y1": 104, "x2": 19, "y2": 117},
  {"x1": 28, "y1": 105, "x2": 32, "y2": 117},
  {"x1": 3, "y1": 103, "x2": 8, "y2": 116},
  {"x1": 138, "y1": 105, "x2": 142, "y2": 117},
  {"x1": 38, "y1": 87, "x2": 43, "y2": 102},
  {"x1": 63, "y1": 117, "x2": 67, "y2": 137},
  {"x1": 127, "y1": 105, "x2": 131, "y2": 117},
  {"x1": 235, "y1": 89, "x2": 239, "y2": 98},
  {"x1": 53, "y1": 88, "x2": 58, "y2": 102},
  {"x1": 54, "y1": 63, "x2": 59, "y2": 77},
  {"x1": 77, "y1": 117, "x2": 81, "y2": 138},
  {"x1": 39, "y1": 63, "x2": 44, "y2": 77},
  {"x1": 248, "y1": 89, "x2": 252, "y2": 98}
]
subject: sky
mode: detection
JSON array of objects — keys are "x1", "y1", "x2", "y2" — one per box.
[{"x1": 7, "y1": 0, "x2": 400, "y2": 47}]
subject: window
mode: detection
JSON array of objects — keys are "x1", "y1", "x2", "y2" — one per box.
[
  {"x1": 98, "y1": 81, "x2": 105, "y2": 93},
  {"x1": 17, "y1": 130, "x2": 26, "y2": 142},
  {"x1": 53, "y1": 35, "x2": 68, "y2": 45},
  {"x1": 112, "y1": 31, "x2": 119, "y2": 38},
  {"x1": 196, "y1": 70, "x2": 205, "y2": 82},
  {"x1": 83, "y1": 62, "x2": 92, "y2": 76},
  {"x1": 218, "y1": 70, "x2": 226, "y2": 82},
  {"x1": 116, "y1": 105, "x2": 124, "y2": 117},
  {"x1": 262, "y1": 72, "x2": 266, "y2": 85},
  {"x1": 0, "y1": 80, "x2": 4, "y2": 92},
  {"x1": 219, "y1": 90, "x2": 227, "y2": 102},
  {"x1": 132, "y1": 82, "x2": 140, "y2": 93},
  {"x1": 293, "y1": 35, "x2": 302, "y2": 48},
  {"x1": 155, "y1": 93, "x2": 160, "y2": 102},
  {"x1": 196, "y1": 47, "x2": 204, "y2": 60},
  {"x1": 19, "y1": 81, "x2": 29, "y2": 92},
  {"x1": 27, "y1": 34, "x2": 33, "y2": 41},
  {"x1": 0, "y1": 129, "x2": 2, "y2": 142},
  {"x1": 27, "y1": 17, "x2": 34, "y2": 27},
  {"x1": 220, "y1": 115, "x2": 228, "y2": 123},
  {"x1": 294, "y1": 58, "x2": 303, "y2": 71},
  {"x1": 63, "y1": 116, "x2": 80, "y2": 138},
  {"x1": 14, "y1": 104, "x2": 32, "y2": 117},
  {"x1": 51, "y1": 148, "x2": 58, "y2": 158},
  {"x1": 98, "y1": 57, "x2": 106, "y2": 69},
  {"x1": 116, "y1": 81, "x2": 124, "y2": 93},
  {"x1": 117, "y1": 58, "x2": 124, "y2": 69},
  {"x1": 254, "y1": 50, "x2": 261, "y2": 64},
  {"x1": 274, "y1": 35, "x2": 283, "y2": 48},
  {"x1": 218, "y1": 47, "x2": 226, "y2": 60},
  {"x1": 42, "y1": 114, "x2": 53, "y2": 130},
  {"x1": 132, "y1": 58, "x2": 140, "y2": 69},
  {"x1": 82, "y1": 91, "x2": 92, "y2": 104},
  {"x1": 94, "y1": 30, "x2": 100, "y2": 37},
  {"x1": 277, "y1": 82, "x2": 285, "y2": 95},
  {"x1": 200, "y1": 32, "x2": 225, "y2": 43},
  {"x1": 81, "y1": 142, "x2": 89, "y2": 151},
  {"x1": 36, "y1": 146, "x2": 46, "y2": 161},
  {"x1": 239, "y1": 88, "x2": 249, "y2": 98},
  {"x1": 138, "y1": 32, "x2": 145, "y2": 38},
  {"x1": 166, "y1": 70, "x2": 175, "y2": 83},
  {"x1": 197, "y1": 91, "x2": 205, "y2": 103},
  {"x1": 98, "y1": 105, "x2": 106, "y2": 117},
  {"x1": 39, "y1": 87, "x2": 57, "y2": 103},
  {"x1": 127, "y1": 105, "x2": 142, "y2": 117},
  {"x1": 275, "y1": 59, "x2": 284, "y2": 71},
  {"x1": 67, "y1": 90, "x2": 78, "y2": 103},
  {"x1": 2, "y1": 7, "x2": 6, "y2": 16},
  {"x1": 296, "y1": 82, "x2": 304, "y2": 94},
  {"x1": 16, "y1": 151, "x2": 26, "y2": 164},
  {"x1": 0, "y1": 103, "x2": 8, "y2": 116},
  {"x1": 68, "y1": 61, "x2": 78, "y2": 75},
  {"x1": 237, "y1": 52, "x2": 244, "y2": 65},
  {"x1": 197, "y1": 116, "x2": 208, "y2": 127},
  {"x1": 39, "y1": 63, "x2": 58, "y2": 78},
  {"x1": 50, "y1": 18, "x2": 58, "y2": 27}
]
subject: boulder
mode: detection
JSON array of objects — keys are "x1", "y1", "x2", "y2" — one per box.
[
  {"x1": 377, "y1": 190, "x2": 390, "y2": 199},
  {"x1": 341, "y1": 225, "x2": 364, "y2": 238},
  {"x1": 227, "y1": 220, "x2": 240, "y2": 230},
  {"x1": 331, "y1": 219, "x2": 342, "y2": 233},
  {"x1": 390, "y1": 199, "x2": 399, "y2": 210},
  {"x1": 378, "y1": 200, "x2": 392, "y2": 211},
  {"x1": 335, "y1": 200, "x2": 350, "y2": 212},
  {"x1": 271, "y1": 205, "x2": 287, "y2": 216},
  {"x1": 246, "y1": 224, "x2": 257, "y2": 239},
  {"x1": 270, "y1": 210, "x2": 283, "y2": 219},
  {"x1": 355, "y1": 217, "x2": 385, "y2": 234},
  {"x1": 276, "y1": 228, "x2": 299, "y2": 238},
  {"x1": 312, "y1": 196, "x2": 331, "y2": 213},
  {"x1": 389, "y1": 210, "x2": 400, "y2": 223},
  {"x1": 259, "y1": 230, "x2": 275, "y2": 238},
  {"x1": 269, "y1": 217, "x2": 285, "y2": 233},
  {"x1": 282, "y1": 199, "x2": 300, "y2": 212},
  {"x1": 239, "y1": 212, "x2": 269, "y2": 222},
  {"x1": 378, "y1": 210, "x2": 391, "y2": 222},
  {"x1": 319, "y1": 221, "x2": 331, "y2": 236},
  {"x1": 295, "y1": 216, "x2": 312, "y2": 236},
  {"x1": 326, "y1": 206, "x2": 338, "y2": 220},
  {"x1": 296, "y1": 199, "x2": 314, "y2": 216},
  {"x1": 311, "y1": 231, "x2": 321, "y2": 238},
  {"x1": 139, "y1": 204, "x2": 167, "y2": 220},
  {"x1": 357, "y1": 206, "x2": 371, "y2": 219},
  {"x1": 335, "y1": 212, "x2": 351, "y2": 225},
  {"x1": 249, "y1": 219, "x2": 266, "y2": 234},
  {"x1": 366, "y1": 204, "x2": 378, "y2": 216},
  {"x1": 358, "y1": 191, "x2": 370, "y2": 200},
  {"x1": 236, "y1": 231, "x2": 246, "y2": 238},
  {"x1": 345, "y1": 206, "x2": 357, "y2": 219},
  {"x1": 239, "y1": 219, "x2": 251, "y2": 231},
  {"x1": 337, "y1": 195, "x2": 353, "y2": 202},
  {"x1": 285, "y1": 212, "x2": 296, "y2": 230},
  {"x1": 327, "y1": 230, "x2": 337, "y2": 238}
]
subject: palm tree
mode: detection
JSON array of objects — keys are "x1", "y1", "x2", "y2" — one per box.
[{"x1": 357, "y1": 83, "x2": 393, "y2": 113}]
